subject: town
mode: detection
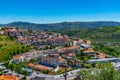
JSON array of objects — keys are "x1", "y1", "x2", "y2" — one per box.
[{"x1": 0, "y1": 27, "x2": 120, "y2": 80}]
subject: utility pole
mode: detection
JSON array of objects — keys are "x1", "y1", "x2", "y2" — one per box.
[{"x1": 60, "y1": 63, "x2": 68, "y2": 80}]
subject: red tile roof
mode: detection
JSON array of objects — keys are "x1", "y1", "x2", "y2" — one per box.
[
  {"x1": 58, "y1": 57, "x2": 65, "y2": 61},
  {"x1": 85, "y1": 48, "x2": 95, "y2": 52},
  {"x1": 0, "y1": 74, "x2": 19, "y2": 80},
  {"x1": 13, "y1": 55, "x2": 22, "y2": 60},
  {"x1": 98, "y1": 53, "x2": 105, "y2": 59},
  {"x1": 28, "y1": 63, "x2": 53, "y2": 71},
  {"x1": 86, "y1": 40, "x2": 91, "y2": 45},
  {"x1": 63, "y1": 45, "x2": 79, "y2": 50}
]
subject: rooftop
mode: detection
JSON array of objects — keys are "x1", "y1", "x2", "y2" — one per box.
[
  {"x1": 0, "y1": 74, "x2": 19, "y2": 80},
  {"x1": 28, "y1": 63, "x2": 53, "y2": 71},
  {"x1": 13, "y1": 55, "x2": 23, "y2": 60},
  {"x1": 58, "y1": 57, "x2": 65, "y2": 61},
  {"x1": 85, "y1": 48, "x2": 95, "y2": 53},
  {"x1": 63, "y1": 45, "x2": 79, "y2": 50}
]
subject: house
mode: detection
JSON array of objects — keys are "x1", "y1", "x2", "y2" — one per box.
[
  {"x1": 73, "y1": 39, "x2": 84, "y2": 45},
  {"x1": 39, "y1": 56, "x2": 67, "y2": 68},
  {"x1": 47, "y1": 35, "x2": 70, "y2": 46},
  {"x1": 97, "y1": 53, "x2": 105, "y2": 59},
  {"x1": 13, "y1": 50, "x2": 42, "y2": 63},
  {"x1": 86, "y1": 40, "x2": 91, "y2": 45},
  {"x1": 68, "y1": 59, "x2": 82, "y2": 68},
  {"x1": 84, "y1": 48, "x2": 96, "y2": 56},
  {"x1": 13, "y1": 55, "x2": 25, "y2": 64},
  {"x1": 58, "y1": 57, "x2": 66, "y2": 66},
  {"x1": 24, "y1": 50, "x2": 41, "y2": 61},
  {"x1": 62, "y1": 45, "x2": 79, "y2": 54},
  {"x1": 0, "y1": 74, "x2": 19, "y2": 80},
  {"x1": 28, "y1": 63, "x2": 53, "y2": 71},
  {"x1": 77, "y1": 40, "x2": 92, "y2": 49}
]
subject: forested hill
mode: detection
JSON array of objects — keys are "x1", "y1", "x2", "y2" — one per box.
[
  {"x1": 1, "y1": 21, "x2": 120, "y2": 30},
  {"x1": 0, "y1": 24, "x2": 3, "y2": 26}
]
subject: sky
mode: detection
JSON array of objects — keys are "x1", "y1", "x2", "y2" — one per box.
[{"x1": 0, "y1": 0, "x2": 120, "y2": 24}]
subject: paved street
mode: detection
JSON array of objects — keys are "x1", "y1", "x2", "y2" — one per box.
[{"x1": 27, "y1": 69, "x2": 81, "y2": 80}]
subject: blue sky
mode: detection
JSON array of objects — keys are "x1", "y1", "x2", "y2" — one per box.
[{"x1": 0, "y1": 0, "x2": 120, "y2": 23}]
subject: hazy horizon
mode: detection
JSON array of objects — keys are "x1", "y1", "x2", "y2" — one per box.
[{"x1": 1, "y1": 20, "x2": 120, "y2": 24}]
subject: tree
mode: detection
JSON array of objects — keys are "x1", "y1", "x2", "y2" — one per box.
[
  {"x1": 21, "y1": 75, "x2": 26, "y2": 80},
  {"x1": 42, "y1": 70, "x2": 50, "y2": 74},
  {"x1": 0, "y1": 69, "x2": 3, "y2": 76},
  {"x1": 77, "y1": 63, "x2": 120, "y2": 80},
  {"x1": 45, "y1": 46, "x2": 48, "y2": 50},
  {"x1": 23, "y1": 70, "x2": 28, "y2": 75}
]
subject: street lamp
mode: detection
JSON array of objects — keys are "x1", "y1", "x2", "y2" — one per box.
[{"x1": 60, "y1": 63, "x2": 68, "y2": 80}]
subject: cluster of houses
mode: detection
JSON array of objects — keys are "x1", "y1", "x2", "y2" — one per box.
[
  {"x1": 0, "y1": 27, "x2": 120, "y2": 80},
  {"x1": 12, "y1": 50, "x2": 42, "y2": 64},
  {"x1": 11, "y1": 36, "x2": 102, "y2": 73},
  {"x1": 1, "y1": 27, "x2": 119, "y2": 75},
  {"x1": 9, "y1": 28, "x2": 112, "y2": 72}
]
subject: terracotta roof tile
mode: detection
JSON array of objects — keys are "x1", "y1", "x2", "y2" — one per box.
[
  {"x1": 0, "y1": 75, "x2": 19, "y2": 80},
  {"x1": 28, "y1": 63, "x2": 52, "y2": 71}
]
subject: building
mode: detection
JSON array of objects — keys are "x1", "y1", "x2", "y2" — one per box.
[
  {"x1": 62, "y1": 45, "x2": 79, "y2": 54},
  {"x1": 28, "y1": 63, "x2": 53, "y2": 71},
  {"x1": 12, "y1": 50, "x2": 42, "y2": 63},
  {"x1": 88, "y1": 58, "x2": 120, "y2": 63},
  {"x1": 68, "y1": 59, "x2": 82, "y2": 68},
  {"x1": 84, "y1": 48, "x2": 96, "y2": 56},
  {"x1": 47, "y1": 35, "x2": 70, "y2": 46},
  {"x1": 13, "y1": 55, "x2": 25, "y2": 64},
  {"x1": 73, "y1": 38, "x2": 84, "y2": 45},
  {"x1": 86, "y1": 40, "x2": 91, "y2": 45},
  {"x1": 97, "y1": 53, "x2": 105, "y2": 59},
  {"x1": 0, "y1": 74, "x2": 19, "y2": 80},
  {"x1": 39, "y1": 56, "x2": 67, "y2": 68}
]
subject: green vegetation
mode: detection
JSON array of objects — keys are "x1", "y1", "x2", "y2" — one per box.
[
  {"x1": 56, "y1": 70, "x2": 63, "y2": 74},
  {"x1": 4, "y1": 61, "x2": 28, "y2": 75},
  {"x1": 76, "y1": 50, "x2": 93, "y2": 68},
  {"x1": 77, "y1": 63, "x2": 120, "y2": 80},
  {"x1": 0, "y1": 35, "x2": 30, "y2": 62},
  {"x1": 0, "y1": 69, "x2": 3, "y2": 75},
  {"x1": 77, "y1": 50, "x2": 92, "y2": 62},
  {"x1": 30, "y1": 58, "x2": 39, "y2": 64},
  {"x1": 93, "y1": 43, "x2": 120, "y2": 57},
  {"x1": 21, "y1": 75, "x2": 27, "y2": 80},
  {"x1": 5, "y1": 21, "x2": 120, "y2": 30},
  {"x1": 54, "y1": 26, "x2": 120, "y2": 42},
  {"x1": 42, "y1": 70, "x2": 50, "y2": 74},
  {"x1": 55, "y1": 26, "x2": 120, "y2": 57}
]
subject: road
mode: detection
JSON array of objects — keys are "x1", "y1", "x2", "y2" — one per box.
[{"x1": 27, "y1": 69, "x2": 81, "y2": 80}]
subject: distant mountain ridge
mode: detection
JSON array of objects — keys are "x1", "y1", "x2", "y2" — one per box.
[{"x1": 1, "y1": 21, "x2": 120, "y2": 30}]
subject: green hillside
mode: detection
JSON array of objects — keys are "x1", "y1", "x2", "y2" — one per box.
[
  {"x1": 1, "y1": 21, "x2": 120, "y2": 30},
  {"x1": 54, "y1": 26, "x2": 120, "y2": 57},
  {"x1": 0, "y1": 35, "x2": 30, "y2": 62},
  {"x1": 55, "y1": 26, "x2": 120, "y2": 42}
]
